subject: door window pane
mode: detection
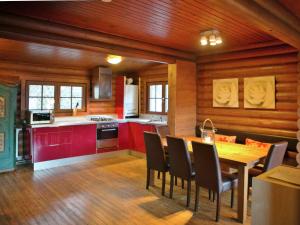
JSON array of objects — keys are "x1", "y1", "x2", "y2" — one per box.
[
  {"x1": 165, "y1": 99, "x2": 168, "y2": 112},
  {"x1": 155, "y1": 99, "x2": 162, "y2": 112},
  {"x1": 156, "y1": 85, "x2": 162, "y2": 98},
  {"x1": 42, "y1": 98, "x2": 55, "y2": 110},
  {"x1": 165, "y1": 84, "x2": 168, "y2": 98},
  {"x1": 147, "y1": 82, "x2": 168, "y2": 114},
  {"x1": 43, "y1": 85, "x2": 55, "y2": 97},
  {"x1": 72, "y1": 98, "x2": 82, "y2": 109},
  {"x1": 149, "y1": 99, "x2": 155, "y2": 112},
  {"x1": 149, "y1": 85, "x2": 156, "y2": 98}
]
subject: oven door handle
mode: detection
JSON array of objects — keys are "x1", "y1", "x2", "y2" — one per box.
[{"x1": 101, "y1": 128, "x2": 117, "y2": 132}]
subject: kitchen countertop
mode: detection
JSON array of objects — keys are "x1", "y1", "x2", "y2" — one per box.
[{"x1": 29, "y1": 117, "x2": 167, "y2": 128}]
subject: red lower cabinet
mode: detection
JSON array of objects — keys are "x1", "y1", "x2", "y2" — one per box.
[
  {"x1": 72, "y1": 124, "x2": 97, "y2": 157},
  {"x1": 32, "y1": 124, "x2": 96, "y2": 163},
  {"x1": 118, "y1": 122, "x2": 155, "y2": 153}
]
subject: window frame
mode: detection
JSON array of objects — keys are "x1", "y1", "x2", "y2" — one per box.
[
  {"x1": 26, "y1": 81, "x2": 87, "y2": 113},
  {"x1": 146, "y1": 81, "x2": 168, "y2": 115}
]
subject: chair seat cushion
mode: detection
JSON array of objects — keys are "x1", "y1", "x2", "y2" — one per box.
[
  {"x1": 249, "y1": 167, "x2": 263, "y2": 177},
  {"x1": 221, "y1": 175, "x2": 238, "y2": 192}
]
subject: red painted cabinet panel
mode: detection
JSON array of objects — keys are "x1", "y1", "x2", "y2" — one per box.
[
  {"x1": 118, "y1": 122, "x2": 132, "y2": 150},
  {"x1": 119, "y1": 122, "x2": 156, "y2": 153},
  {"x1": 72, "y1": 124, "x2": 97, "y2": 157},
  {"x1": 32, "y1": 124, "x2": 97, "y2": 163}
]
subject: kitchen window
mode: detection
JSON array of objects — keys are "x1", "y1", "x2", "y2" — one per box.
[
  {"x1": 28, "y1": 84, "x2": 55, "y2": 110},
  {"x1": 147, "y1": 82, "x2": 168, "y2": 114},
  {"x1": 59, "y1": 85, "x2": 83, "y2": 110},
  {"x1": 26, "y1": 82, "x2": 86, "y2": 112}
]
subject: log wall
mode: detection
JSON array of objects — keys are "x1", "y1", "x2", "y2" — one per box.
[
  {"x1": 0, "y1": 61, "x2": 116, "y2": 119},
  {"x1": 197, "y1": 44, "x2": 298, "y2": 138},
  {"x1": 297, "y1": 52, "x2": 300, "y2": 167}
]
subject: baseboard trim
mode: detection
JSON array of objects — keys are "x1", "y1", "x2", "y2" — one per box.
[
  {"x1": 129, "y1": 150, "x2": 146, "y2": 159},
  {"x1": 33, "y1": 150, "x2": 130, "y2": 171},
  {"x1": 0, "y1": 168, "x2": 15, "y2": 174}
]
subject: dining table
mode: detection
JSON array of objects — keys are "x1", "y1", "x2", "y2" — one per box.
[{"x1": 154, "y1": 136, "x2": 269, "y2": 224}]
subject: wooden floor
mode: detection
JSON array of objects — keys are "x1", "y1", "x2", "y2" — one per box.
[{"x1": 0, "y1": 155, "x2": 252, "y2": 225}]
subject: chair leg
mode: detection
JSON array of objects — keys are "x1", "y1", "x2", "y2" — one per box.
[
  {"x1": 209, "y1": 189, "x2": 211, "y2": 200},
  {"x1": 162, "y1": 172, "x2": 166, "y2": 196},
  {"x1": 175, "y1": 176, "x2": 178, "y2": 186},
  {"x1": 186, "y1": 179, "x2": 191, "y2": 207},
  {"x1": 157, "y1": 171, "x2": 160, "y2": 179},
  {"x1": 146, "y1": 168, "x2": 150, "y2": 189},
  {"x1": 213, "y1": 192, "x2": 215, "y2": 202},
  {"x1": 194, "y1": 184, "x2": 200, "y2": 211},
  {"x1": 216, "y1": 193, "x2": 221, "y2": 222},
  {"x1": 181, "y1": 178, "x2": 184, "y2": 189},
  {"x1": 231, "y1": 188, "x2": 234, "y2": 208},
  {"x1": 169, "y1": 175, "x2": 174, "y2": 199}
]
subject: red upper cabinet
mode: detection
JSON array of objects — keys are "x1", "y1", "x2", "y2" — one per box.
[{"x1": 32, "y1": 124, "x2": 97, "y2": 163}]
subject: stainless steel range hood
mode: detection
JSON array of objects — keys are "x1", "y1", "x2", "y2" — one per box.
[{"x1": 90, "y1": 67, "x2": 112, "y2": 101}]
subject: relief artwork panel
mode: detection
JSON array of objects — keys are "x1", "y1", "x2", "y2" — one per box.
[
  {"x1": 213, "y1": 78, "x2": 239, "y2": 108},
  {"x1": 244, "y1": 76, "x2": 275, "y2": 109}
]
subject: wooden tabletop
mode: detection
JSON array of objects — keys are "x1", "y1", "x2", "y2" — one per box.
[{"x1": 162, "y1": 136, "x2": 269, "y2": 168}]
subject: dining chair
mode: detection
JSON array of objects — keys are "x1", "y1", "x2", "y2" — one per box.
[
  {"x1": 144, "y1": 131, "x2": 169, "y2": 196},
  {"x1": 248, "y1": 141, "x2": 288, "y2": 187},
  {"x1": 192, "y1": 141, "x2": 237, "y2": 222},
  {"x1": 166, "y1": 135, "x2": 195, "y2": 207}
]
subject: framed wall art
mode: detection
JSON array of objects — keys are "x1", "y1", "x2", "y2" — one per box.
[
  {"x1": 213, "y1": 78, "x2": 239, "y2": 108},
  {"x1": 244, "y1": 76, "x2": 275, "y2": 109}
]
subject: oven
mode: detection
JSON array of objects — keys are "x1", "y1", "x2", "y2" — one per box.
[{"x1": 97, "y1": 123, "x2": 118, "y2": 149}]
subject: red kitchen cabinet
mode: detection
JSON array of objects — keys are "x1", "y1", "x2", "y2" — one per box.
[
  {"x1": 32, "y1": 124, "x2": 97, "y2": 163},
  {"x1": 72, "y1": 124, "x2": 97, "y2": 157},
  {"x1": 118, "y1": 122, "x2": 132, "y2": 150},
  {"x1": 118, "y1": 122, "x2": 156, "y2": 153}
]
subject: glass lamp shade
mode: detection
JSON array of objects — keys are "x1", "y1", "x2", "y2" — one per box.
[
  {"x1": 216, "y1": 36, "x2": 222, "y2": 44},
  {"x1": 201, "y1": 128, "x2": 215, "y2": 144},
  {"x1": 107, "y1": 55, "x2": 122, "y2": 64},
  {"x1": 200, "y1": 36, "x2": 208, "y2": 45}
]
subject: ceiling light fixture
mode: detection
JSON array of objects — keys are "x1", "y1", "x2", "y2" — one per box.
[
  {"x1": 200, "y1": 30, "x2": 222, "y2": 46},
  {"x1": 107, "y1": 55, "x2": 122, "y2": 64}
]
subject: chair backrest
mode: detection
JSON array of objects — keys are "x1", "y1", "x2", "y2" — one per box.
[
  {"x1": 155, "y1": 125, "x2": 170, "y2": 138},
  {"x1": 144, "y1": 131, "x2": 167, "y2": 172},
  {"x1": 263, "y1": 141, "x2": 288, "y2": 172},
  {"x1": 166, "y1": 136, "x2": 193, "y2": 179},
  {"x1": 192, "y1": 141, "x2": 222, "y2": 193}
]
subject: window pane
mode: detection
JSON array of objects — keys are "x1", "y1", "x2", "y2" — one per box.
[
  {"x1": 165, "y1": 84, "x2": 168, "y2": 99},
  {"x1": 156, "y1": 85, "x2": 162, "y2": 98},
  {"x1": 155, "y1": 99, "x2": 162, "y2": 112},
  {"x1": 149, "y1": 99, "x2": 155, "y2": 112},
  {"x1": 60, "y1": 86, "x2": 71, "y2": 97},
  {"x1": 43, "y1": 85, "x2": 55, "y2": 97},
  {"x1": 29, "y1": 97, "x2": 41, "y2": 110},
  {"x1": 42, "y1": 98, "x2": 55, "y2": 110},
  {"x1": 72, "y1": 86, "x2": 82, "y2": 97},
  {"x1": 149, "y1": 85, "x2": 156, "y2": 98},
  {"x1": 29, "y1": 85, "x2": 42, "y2": 97},
  {"x1": 60, "y1": 98, "x2": 71, "y2": 109},
  {"x1": 165, "y1": 99, "x2": 168, "y2": 112},
  {"x1": 72, "y1": 98, "x2": 82, "y2": 109}
]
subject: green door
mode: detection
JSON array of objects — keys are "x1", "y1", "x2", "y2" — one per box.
[{"x1": 0, "y1": 84, "x2": 17, "y2": 172}]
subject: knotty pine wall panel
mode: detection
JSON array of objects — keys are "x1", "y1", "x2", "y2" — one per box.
[
  {"x1": 197, "y1": 44, "x2": 298, "y2": 138},
  {"x1": 138, "y1": 64, "x2": 168, "y2": 114}
]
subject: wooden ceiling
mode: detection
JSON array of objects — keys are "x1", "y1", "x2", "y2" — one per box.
[
  {"x1": 0, "y1": 38, "x2": 156, "y2": 73},
  {"x1": 280, "y1": 0, "x2": 300, "y2": 18},
  {"x1": 0, "y1": 0, "x2": 276, "y2": 53}
]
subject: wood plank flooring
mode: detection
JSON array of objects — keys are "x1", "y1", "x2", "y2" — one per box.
[{"x1": 0, "y1": 155, "x2": 251, "y2": 225}]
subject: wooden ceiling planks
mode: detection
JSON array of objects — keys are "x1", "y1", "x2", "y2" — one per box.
[
  {"x1": 0, "y1": 38, "x2": 157, "y2": 73},
  {"x1": 0, "y1": 0, "x2": 275, "y2": 52},
  {"x1": 279, "y1": 0, "x2": 300, "y2": 19}
]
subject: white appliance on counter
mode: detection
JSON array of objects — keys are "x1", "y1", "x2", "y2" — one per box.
[{"x1": 124, "y1": 84, "x2": 138, "y2": 117}]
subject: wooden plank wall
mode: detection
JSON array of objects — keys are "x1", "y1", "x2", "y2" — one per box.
[
  {"x1": 0, "y1": 61, "x2": 116, "y2": 119},
  {"x1": 297, "y1": 52, "x2": 300, "y2": 167},
  {"x1": 197, "y1": 44, "x2": 298, "y2": 138},
  {"x1": 138, "y1": 64, "x2": 168, "y2": 114}
]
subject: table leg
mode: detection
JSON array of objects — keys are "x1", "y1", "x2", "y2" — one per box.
[
  {"x1": 149, "y1": 169, "x2": 155, "y2": 186},
  {"x1": 237, "y1": 165, "x2": 249, "y2": 223}
]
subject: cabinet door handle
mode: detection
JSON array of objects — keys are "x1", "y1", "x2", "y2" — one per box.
[{"x1": 48, "y1": 144, "x2": 60, "y2": 147}]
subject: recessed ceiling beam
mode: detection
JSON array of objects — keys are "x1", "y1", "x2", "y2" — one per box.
[{"x1": 0, "y1": 12, "x2": 195, "y2": 63}]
